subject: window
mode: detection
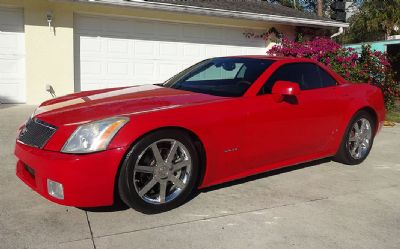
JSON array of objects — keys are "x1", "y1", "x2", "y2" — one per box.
[
  {"x1": 259, "y1": 63, "x2": 337, "y2": 94},
  {"x1": 165, "y1": 58, "x2": 274, "y2": 97},
  {"x1": 259, "y1": 63, "x2": 302, "y2": 94},
  {"x1": 318, "y1": 67, "x2": 337, "y2": 87},
  {"x1": 300, "y1": 63, "x2": 322, "y2": 90},
  {"x1": 186, "y1": 63, "x2": 243, "y2": 81}
]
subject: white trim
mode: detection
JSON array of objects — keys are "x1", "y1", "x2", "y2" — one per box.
[
  {"x1": 53, "y1": 0, "x2": 349, "y2": 28},
  {"x1": 72, "y1": 9, "x2": 268, "y2": 30}
]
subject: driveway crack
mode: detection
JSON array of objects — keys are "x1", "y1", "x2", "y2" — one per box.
[
  {"x1": 85, "y1": 211, "x2": 97, "y2": 249},
  {"x1": 94, "y1": 196, "x2": 330, "y2": 240},
  {"x1": 64, "y1": 184, "x2": 398, "y2": 244}
]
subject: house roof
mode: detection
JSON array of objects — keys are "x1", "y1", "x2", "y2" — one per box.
[
  {"x1": 148, "y1": 0, "x2": 332, "y2": 22},
  {"x1": 66, "y1": 0, "x2": 349, "y2": 28}
]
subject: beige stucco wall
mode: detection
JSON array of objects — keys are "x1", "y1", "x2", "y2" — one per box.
[{"x1": 0, "y1": 0, "x2": 296, "y2": 104}]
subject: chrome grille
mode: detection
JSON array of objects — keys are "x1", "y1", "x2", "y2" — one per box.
[{"x1": 17, "y1": 118, "x2": 57, "y2": 149}]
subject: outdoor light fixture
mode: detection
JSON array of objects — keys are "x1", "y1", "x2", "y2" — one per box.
[{"x1": 46, "y1": 11, "x2": 53, "y2": 31}]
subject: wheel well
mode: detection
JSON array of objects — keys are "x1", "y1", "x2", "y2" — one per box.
[
  {"x1": 113, "y1": 127, "x2": 207, "y2": 204},
  {"x1": 358, "y1": 106, "x2": 378, "y2": 134}
]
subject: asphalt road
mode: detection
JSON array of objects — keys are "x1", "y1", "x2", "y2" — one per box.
[{"x1": 1, "y1": 104, "x2": 400, "y2": 249}]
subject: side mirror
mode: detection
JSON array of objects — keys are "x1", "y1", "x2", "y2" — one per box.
[{"x1": 271, "y1": 81, "x2": 300, "y2": 102}]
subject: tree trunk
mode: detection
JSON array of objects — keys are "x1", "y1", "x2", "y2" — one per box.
[{"x1": 317, "y1": 0, "x2": 323, "y2": 17}]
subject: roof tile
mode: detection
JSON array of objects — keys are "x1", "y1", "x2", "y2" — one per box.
[{"x1": 146, "y1": 0, "x2": 333, "y2": 21}]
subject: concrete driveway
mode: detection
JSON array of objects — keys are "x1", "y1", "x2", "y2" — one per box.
[{"x1": 1, "y1": 104, "x2": 400, "y2": 249}]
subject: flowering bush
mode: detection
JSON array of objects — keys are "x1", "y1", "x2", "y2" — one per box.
[{"x1": 268, "y1": 37, "x2": 400, "y2": 110}]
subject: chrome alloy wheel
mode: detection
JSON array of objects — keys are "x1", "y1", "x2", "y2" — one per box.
[
  {"x1": 133, "y1": 139, "x2": 192, "y2": 204},
  {"x1": 348, "y1": 118, "x2": 372, "y2": 160}
]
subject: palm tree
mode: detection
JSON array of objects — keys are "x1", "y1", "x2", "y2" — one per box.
[{"x1": 317, "y1": 0, "x2": 323, "y2": 16}]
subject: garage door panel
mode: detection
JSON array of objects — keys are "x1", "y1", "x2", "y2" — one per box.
[
  {"x1": 0, "y1": 34, "x2": 19, "y2": 52},
  {"x1": 159, "y1": 42, "x2": 179, "y2": 57},
  {"x1": 183, "y1": 43, "x2": 204, "y2": 58},
  {"x1": 159, "y1": 62, "x2": 182, "y2": 79},
  {"x1": 107, "y1": 38, "x2": 130, "y2": 54},
  {"x1": 81, "y1": 60, "x2": 102, "y2": 75},
  {"x1": 0, "y1": 57, "x2": 22, "y2": 74},
  {"x1": 76, "y1": 15, "x2": 266, "y2": 91},
  {"x1": 205, "y1": 46, "x2": 226, "y2": 57},
  {"x1": 135, "y1": 62, "x2": 155, "y2": 78},
  {"x1": 134, "y1": 40, "x2": 156, "y2": 57},
  {"x1": 246, "y1": 47, "x2": 267, "y2": 55},
  {"x1": 0, "y1": 79, "x2": 25, "y2": 103},
  {"x1": 0, "y1": 84, "x2": 20, "y2": 98},
  {"x1": 79, "y1": 36, "x2": 102, "y2": 54},
  {"x1": 0, "y1": 8, "x2": 25, "y2": 103},
  {"x1": 107, "y1": 61, "x2": 131, "y2": 75},
  {"x1": 81, "y1": 83, "x2": 103, "y2": 91},
  {"x1": 226, "y1": 46, "x2": 247, "y2": 56}
]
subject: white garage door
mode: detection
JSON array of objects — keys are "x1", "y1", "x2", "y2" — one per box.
[
  {"x1": 75, "y1": 15, "x2": 266, "y2": 91},
  {"x1": 0, "y1": 8, "x2": 25, "y2": 103}
]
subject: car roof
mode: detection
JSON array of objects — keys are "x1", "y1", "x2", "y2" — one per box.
[{"x1": 221, "y1": 55, "x2": 315, "y2": 62}]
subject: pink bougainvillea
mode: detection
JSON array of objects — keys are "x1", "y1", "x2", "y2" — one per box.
[{"x1": 268, "y1": 37, "x2": 400, "y2": 110}]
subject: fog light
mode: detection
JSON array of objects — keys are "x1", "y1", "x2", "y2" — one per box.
[{"x1": 47, "y1": 179, "x2": 64, "y2": 199}]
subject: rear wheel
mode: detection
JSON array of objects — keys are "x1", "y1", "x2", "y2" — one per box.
[
  {"x1": 335, "y1": 110, "x2": 375, "y2": 165},
  {"x1": 118, "y1": 130, "x2": 199, "y2": 213}
]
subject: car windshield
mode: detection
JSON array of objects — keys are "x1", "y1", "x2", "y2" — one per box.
[{"x1": 163, "y1": 57, "x2": 275, "y2": 97}]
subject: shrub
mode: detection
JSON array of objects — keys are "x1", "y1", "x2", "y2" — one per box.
[{"x1": 268, "y1": 37, "x2": 400, "y2": 111}]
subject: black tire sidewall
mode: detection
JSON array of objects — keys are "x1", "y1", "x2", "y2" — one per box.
[
  {"x1": 118, "y1": 129, "x2": 199, "y2": 213},
  {"x1": 339, "y1": 111, "x2": 375, "y2": 165}
]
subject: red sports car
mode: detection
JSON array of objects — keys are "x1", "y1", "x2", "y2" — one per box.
[{"x1": 15, "y1": 56, "x2": 385, "y2": 213}]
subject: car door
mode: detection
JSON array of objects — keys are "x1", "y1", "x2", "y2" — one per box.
[{"x1": 241, "y1": 62, "x2": 342, "y2": 171}]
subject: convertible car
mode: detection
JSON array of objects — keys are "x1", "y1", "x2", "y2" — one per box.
[{"x1": 15, "y1": 56, "x2": 385, "y2": 213}]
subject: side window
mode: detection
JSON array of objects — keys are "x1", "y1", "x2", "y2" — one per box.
[
  {"x1": 259, "y1": 63, "x2": 336, "y2": 95},
  {"x1": 318, "y1": 66, "x2": 337, "y2": 87},
  {"x1": 299, "y1": 63, "x2": 322, "y2": 90},
  {"x1": 259, "y1": 64, "x2": 303, "y2": 94}
]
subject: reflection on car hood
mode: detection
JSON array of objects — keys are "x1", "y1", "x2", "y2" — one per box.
[{"x1": 34, "y1": 85, "x2": 224, "y2": 126}]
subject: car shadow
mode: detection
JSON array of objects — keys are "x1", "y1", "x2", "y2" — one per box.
[
  {"x1": 199, "y1": 157, "x2": 331, "y2": 193},
  {"x1": 78, "y1": 196, "x2": 130, "y2": 212},
  {"x1": 81, "y1": 157, "x2": 333, "y2": 213}
]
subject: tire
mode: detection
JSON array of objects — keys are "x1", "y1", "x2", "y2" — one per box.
[
  {"x1": 334, "y1": 110, "x2": 375, "y2": 165},
  {"x1": 118, "y1": 129, "x2": 200, "y2": 213}
]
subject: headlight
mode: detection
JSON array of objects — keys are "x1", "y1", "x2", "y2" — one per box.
[{"x1": 61, "y1": 117, "x2": 129, "y2": 154}]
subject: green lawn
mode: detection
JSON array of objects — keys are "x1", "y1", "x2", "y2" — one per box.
[
  {"x1": 386, "y1": 110, "x2": 400, "y2": 123},
  {"x1": 386, "y1": 101, "x2": 400, "y2": 123}
]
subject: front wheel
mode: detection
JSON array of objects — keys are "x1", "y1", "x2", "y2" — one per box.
[
  {"x1": 118, "y1": 130, "x2": 199, "y2": 213},
  {"x1": 335, "y1": 110, "x2": 375, "y2": 165}
]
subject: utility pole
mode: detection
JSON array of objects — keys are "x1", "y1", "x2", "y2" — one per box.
[
  {"x1": 331, "y1": 0, "x2": 353, "y2": 22},
  {"x1": 317, "y1": 0, "x2": 323, "y2": 17}
]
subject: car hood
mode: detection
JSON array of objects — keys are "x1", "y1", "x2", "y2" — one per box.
[{"x1": 34, "y1": 85, "x2": 224, "y2": 126}]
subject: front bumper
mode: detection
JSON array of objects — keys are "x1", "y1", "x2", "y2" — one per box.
[{"x1": 15, "y1": 142, "x2": 127, "y2": 207}]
